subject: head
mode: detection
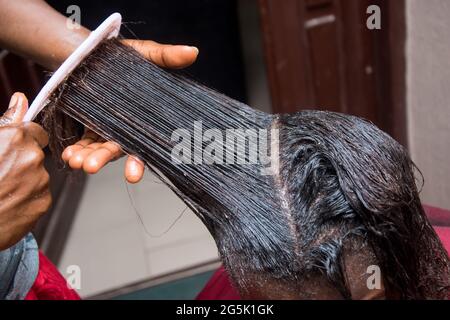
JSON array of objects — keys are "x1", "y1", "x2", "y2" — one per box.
[
  {"x1": 43, "y1": 39, "x2": 449, "y2": 299},
  {"x1": 219, "y1": 111, "x2": 449, "y2": 299}
]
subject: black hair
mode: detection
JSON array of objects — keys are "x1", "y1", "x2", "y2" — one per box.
[{"x1": 43, "y1": 38, "x2": 449, "y2": 299}]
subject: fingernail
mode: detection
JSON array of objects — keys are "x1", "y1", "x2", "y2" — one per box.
[
  {"x1": 128, "y1": 159, "x2": 139, "y2": 177},
  {"x1": 182, "y1": 46, "x2": 198, "y2": 54},
  {"x1": 8, "y1": 94, "x2": 18, "y2": 109},
  {"x1": 190, "y1": 46, "x2": 199, "y2": 54},
  {"x1": 16, "y1": 95, "x2": 23, "y2": 108}
]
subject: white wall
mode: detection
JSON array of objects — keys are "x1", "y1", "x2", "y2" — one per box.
[{"x1": 407, "y1": 0, "x2": 450, "y2": 209}]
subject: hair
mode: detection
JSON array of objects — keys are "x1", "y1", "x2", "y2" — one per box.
[{"x1": 42, "y1": 38, "x2": 449, "y2": 299}]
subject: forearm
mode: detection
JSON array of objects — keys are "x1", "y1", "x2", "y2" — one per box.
[{"x1": 0, "y1": 0, "x2": 90, "y2": 70}]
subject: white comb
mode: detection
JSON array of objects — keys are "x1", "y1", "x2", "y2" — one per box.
[{"x1": 23, "y1": 12, "x2": 122, "y2": 122}]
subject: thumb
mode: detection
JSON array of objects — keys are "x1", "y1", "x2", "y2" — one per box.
[{"x1": 0, "y1": 92, "x2": 29, "y2": 125}]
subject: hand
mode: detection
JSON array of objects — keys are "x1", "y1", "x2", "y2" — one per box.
[
  {"x1": 61, "y1": 40, "x2": 199, "y2": 183},
  {"x1": 0, "y1": 92, "x2": 51, "y2": 250}
]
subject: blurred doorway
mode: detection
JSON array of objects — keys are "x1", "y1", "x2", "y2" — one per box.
[{"x1": 259, "y1": 0, "x2": 406, "y2": 146}]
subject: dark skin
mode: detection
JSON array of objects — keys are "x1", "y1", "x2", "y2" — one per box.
[
  {"x1": 240, "y1": 245, "x2": 385, "y2": 300},
  {"x1": 0, "y1": 0, "x2": 198, "y2": 184},
  {"x1": 0, "y1": 0, "x2": 197, "y2": 249},
  {"x1": 0, "y1": 93, "x2": 50, "y2": 250}
]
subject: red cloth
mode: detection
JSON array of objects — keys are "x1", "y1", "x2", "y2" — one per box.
[
  {"x1": 424, "y1": 205, "x2": 450, "y2": 255},
  {"x1": 435, "y1": 226, "x2": 450, "y2": 256},
  {"x1": 197, "y1": 205, "x2": 450, "y2": 300},
  {"x1": 196, "y1": 266, "x2": 240, "y2": 300},
  {"x1": 25, "y1": 251, "x2": 80, "y2": 300},
  {"x1": 424, "y1": 205, "x2": 450, "y2": 227}
]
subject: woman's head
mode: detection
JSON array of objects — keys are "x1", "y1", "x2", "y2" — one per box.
[
  {"x1": 232, "y1": 110, "x2": 449, "y2": 299},
  {"x1": 43, "y1": 39, "x2": 449, "y2": 299}
]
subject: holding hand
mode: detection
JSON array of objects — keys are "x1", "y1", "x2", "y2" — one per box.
[
  {"x1": 61, "y1": 40, "x2": 199, "y2": 183},
  {"x1": 0, "y1": 93, "x2": 51, "y2": 250}
]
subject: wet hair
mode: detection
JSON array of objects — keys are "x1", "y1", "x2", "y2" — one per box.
[{"x1": 42, "y1": 38, "x2": 449, "y2": 299}]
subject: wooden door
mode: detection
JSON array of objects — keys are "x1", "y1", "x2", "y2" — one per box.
[{"x1": 258, "y1": 0, "x2": 406, "y2": 146}]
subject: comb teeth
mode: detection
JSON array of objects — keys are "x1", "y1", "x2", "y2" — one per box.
[{"x1": 24, "y1": 13, "x2": 122, "y2": 122}]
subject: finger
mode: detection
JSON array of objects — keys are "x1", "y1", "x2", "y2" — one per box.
[
  {"x1": 83, "y1": 141, "x2": 123, "y2": 174},
  {"x1": 125, "y1": 156, "x2": 145, "y2": 183},
  {"x1": 23, "y1": 122, "x2": 49, "y2": 148},
  {"x1": 1, "y1": 92, "x2": 28, "y2": 125},
  {"x1": 62, "y1": 133, "x2": 100, "y2": 161},
  {"x1": 62, "y1": 145, "x2": 82, "y2": 162},
  {"x1": 123, "y1": 39, "x2": 199, "y2": 69},
  {"x1": 68, "y1": 142, "x2": 103, "y2": 169}
]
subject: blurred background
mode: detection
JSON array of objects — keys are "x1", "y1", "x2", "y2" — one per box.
[{"x1": 0, "y1": 0, "x2": 449, "y2": 299}]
